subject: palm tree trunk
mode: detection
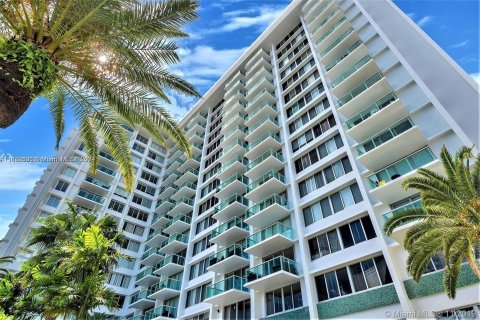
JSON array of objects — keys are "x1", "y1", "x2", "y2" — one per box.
[
  {"x1": 0, "y1": 61, "x2": 35, "y2": 128},
  {"x1": 468, "y1": 255, "x2": 480, "y2": 277}
]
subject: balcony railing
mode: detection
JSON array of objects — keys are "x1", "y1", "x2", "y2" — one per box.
[
  {"x1": 176, "y1": 181, "x2": 196, "y2": 191},
  {"x1": 77, "y1": 189, "x2": 104, "y2": 204},
  {"x1": 247, "y1": 149, "x2": 283, "y2": 170},
  {"x1": 152, "y1": 277, "x2": 181, "y2": 291},
  {"x1": 311, "y1": 7, "x2": 341, "y2": 35},
  {"x1": 246, "y1": 131, "x2": 281, "y2": 152},
  {"x1": 97, "y1": 164, "x2": 115, "y2": 176},
  {"x1": 142, "y1": 247, "x2": 165, "y2": 261},
  {"x1": 209, "y1": 244, "x2": 248, "y2": 266},
  {"x1": 151, "y1": 212, "x2": 170, "y2": 225},
  {"x1": 325, "y1": 40, "x2": 363, "y2": 71},
  {"x1": 331, "y1": 55, "x2": 372, "y2": 88},
  {"x1": 247, "y1": 115, "x2": 279, "y2": 135},
  {"x1": 306, "y1": 0, "x2": 334, "y2": 24},
  {"x1": 145, "y1": 306, "x2": 177, "y2": 319},
  {"x1": 220, "y1": 139, "x2": 248, "y2": 157},
  {"x1": 159, "y1": 233, "x2": 188, "y2": 247},
  {"x1": 247, "y1": 89, "x2": 275, "y2": 108},
  {"x1": 247, "y1": 170, "x2": 286, "y2": 193},
  {"x1": 206, "y1": 276, "x2": 248, "y2": 298},
  {"x1": 337, "y1": 72, "x2": 383, "y2": 106},
  {"x1": 315, "y1": 16, "x2": 347, "y2": 46},
  {"x1": 164, "y1": 213, "x2": 191, "y2": 228},
  {"x1": 85, "y1": 175, "x2": 111, "y2": 190},
  {"x1": 245, "y1": 194, "x2": 289, "y2": 219},
  {"x1": 246, "y1": 222, "x2": 293, "y2": 247},
  {"x1": 224, "y1": 125, "x2": 248, "y2": 140},
  {"x1": 215, "y1": 193, "x2": 249, "y2": 213},
  {"x1": 245, "y1": 256, "x2": 298, "y2": 282},
  {"x1": 156, "y1": 254, "x2": 185, "y2": 268},
  {"x1": 218, "y1": 173, "x2": 249, "y2": 191},
  {"x1": 356, "y1": 118, "x2": 413, "y2": 155},
  {"x1": 212, "y1": 216, "x2": 248, "y2": 238},
  {"x1": 345, "y1": 92, "x2": 398, "y2": 129},
  {"x1": 219, "y1": 156, "x2": 248, "y2": 174},
  {"x1": 130, "y1": 288, "x2": 153, "y2": 304},
  {"x1": 320, "y1": 27, "x2": 354, "y2": 57},
  {"x1": 245, "y1": 103, "x2": 277, "y2": 122},
  {"x1": 99, "y1": 150, "x2": 115, "y2": 162},
  {"x1": 367, "y1": 148, "x2": 435, "y2": 189},
  {"x1": 147, "y1": 228, "x2": 167, "y2": 241},
  {"x1": 382, "y1": 199, "x2": 422, "y2": 222},
  {"x1": 135, "y1": 266, "x2": 157, "y2": 282}
]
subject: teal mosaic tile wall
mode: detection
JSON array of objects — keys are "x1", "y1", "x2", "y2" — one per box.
[{"x1": 260, "y1": 307, "x2": 310, "y2": 320}]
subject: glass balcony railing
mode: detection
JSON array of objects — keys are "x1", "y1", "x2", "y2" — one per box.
[
  {"x1": 246, "y1": 77, "x2": 274, "y2": 96},
  {"x1": 147, "y1": 228, "x2": 167, "y2": 241},
  {"x1": 209, "y1": 244, "x2": 248, "y2": 266},
  {"x1": 97, "y1": 164, "x2": 115, "y2": 176},
  {"x1": 245, "y1": 194, "x2": 290, "y2": 219},
  {"x1": 159, "y1": 184, "x2": 176, "y2": 195},
  {"x1": 367, "y1": 147, "x2": 435, "y2": 189},
  {"x1": 245, "y1": 256, "x2": 298, "y2": 282},
  {"x1": 130, "y1": 288, "x2": 153, "y2": 304},
  {"x1": 215, "y1": 193, "x2": 249, "y2": 213},
  {"x1": 99, "y1": 150, "x2": 115, "y2": 162},
  {"x1": 218, "y1": 173, "x2": 248, "y2": 191},
  {"x1": 152, "y1": 277, "x2": 181, "y2": 292},
  {"x1": 245, "y1": 103, "x2": 277, "y2": 122},
  {"x1": 136, "y1": 266, "x2": 157, "y2": 282},
  {"x1": 159, "y1": 233, "x2": 188, "y2": 248},
  {"x1": 246, "y1": 131, "x2": 281, "y2": 152},
  {"x1": 156, "y1": 254, "x2": 185, "y2": 269},
  {"x1": 85, "y1": 175, "x2": 111, "y2": 190},
  {"x1": 245, "y1": 67, "x2": 273, "y2": 86},
  {"x1": 306, "y1": 0, "x2": 334, "y2": 25},
  {"x1": 247, "y1": 149, "x2": 283, "y2": 171},
  {"x1": 345, "y1": 92, "x2": 398, "y2": 129},
  {"x1": 176, "y1": 181, "x2": 196, "y2": 191},
  {"x1": 155, "y1": 199, "x2": 173, "y2": 210},
  {"x1": 77, "y1": 189, "x2": 104, "y2": 204},
  {"x1": 211, "y1": 216, "x2": 248, "y2": 238},
  {"x1": 247, "y1": 170, "x2": 286, "y2": 193},
  {"x1": 246, "y1": 56, "x2": 271, "y2": 75},
  {"x1": 223, "y1": 112, "x2": 246, "y2": 128},
  {"x1": 142, "y1": 247, "x2": 165, "y2": 261},
  {"x1": 121, "y1": 123, "x2": 134, "y2": 132},
  {"x1": 325, "y1": 40, "x2": 363, "y2": 71},
  {"x1": 331, "y1": 55, "x2": 372, "y2": 87},
  {"x1": 337, "y1": 72, "x2": 383, "y2": 106},
  {"x1": 224, "y1": 125, "x2": 248, "y2": 140},
  {"x1": 382, "y1": 199, "x2": 422, "y2": 222},
  {"x1": 315, "y1": 16, "x2": 347, "y2": 46},
  {"x1": 247, "y1": 115, "x2": 279, "y2": 135},
  {"x1": 164, "y1": 213, "x2": 191, "y2": 228},
  {"x1": 246, "y1": 49, "x2": 270, "y2": 69},
  {"x1": 246, "y1": 222, "x2": 293, "y2": 247},
  {"x1": 356, "y1": 118, "x2": 414, "y2": 155},
  {"x1": 247, "y1": 89, "x2": 275, "y2": 108},
  {"x1": 192, "y1": 143, "x2": 203, "y2": 151},
  {"x1": 219, "y1": 156, "x2": 248, "y2": 174},
  {"x1": 220, "y1": 139, "x2": 248, "y2": 157},
  {"x1": 172, "y1": 196, "x2": 194, "y2": 209},
  {"x1": 311, "y1": 7, "x2": 341, "y2": 35},
  {"x1": 320, "y1": 27, "x2": 354, "y2": 57},
  {"x1": 226, "y1": 79, "x2": 246, "y2": 90},
  {"x1": 206, "y1": 276, "x2": 248, "y2": 298},
  {"x1": 145, "y1": 306, "x2": 177, "y2": 319}
]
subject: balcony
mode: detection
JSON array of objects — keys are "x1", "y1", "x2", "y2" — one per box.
[
  {"x1": 221, "y1": 125, "x2": 248, "y2": 147},
  {"x1": 82, "y1": 175, "x2": 111, "y2": 195},
  {"x1": 135, "y1": 266, "x2": 160, "y2": 287},
  {"x1": 245, "y1": 103, "x2": 277, "y2": 127},
  {"x1": 204, "y1": 276, "x2": 249, "y2": 306},
  {"x1": 319, "y1": 27, "x2": 357, "y2": 62},
  {"x1": 246, "y1": 49, "x2": 270, "y2": 70},
  {"x1": 168, "y1": 196, "x2": 193, "y2": 217},
  {"x1": 162, "y1": 171, "x2": 180, "y2": 186},
  {"x1": 330, "y1": 55, "x2": 379, "y2": 98},
  {"x1": 224, "y1": 102, "x2": 247, "y2": 117},
  {"x1": 192, "y1": 142, "x2": 203, "y2": 156},
  {"x1": 158, "y1": 184, "x2": 177, "y2": 199},
  {"x1": 99, "y1": 150, "x2": 117, "y2": 167},
  {"x1": 245, "y1": 149, "x2": 284, "y2": 179},
  {"x1": 216, "y1": 173, "x2": 248, "y2": 201},
  {"x1": 217, "y1": 155, "x2": 248, "y2": 180},
  {"x1": 171, "y1": 181, "x2": 196, "y2": 201},
  {"x1": 210, "y1": 216, "x2": 249, "y2": 247},
  {"x1": 367, "y1": 147, "x2": 439, "y2": 203},
  {"x1": 315, "y1": 16, "x2": 349, "y2": 49},
  {"x1": 337, "y1": 72, "x2": 392, "y2": 118},
  {"x1": 141, "y1": 247, "x2": 165, "y2": 266},
  {"x1": 245, "y1": 115, "x2": 279, "y2": 143},
  {"x1": 245, "y1": 67, "x2": 274, "y2": 90},
  {"x1": 165, "y1": 159, "x2": 183, "y2": 174},
  {"x1": 154, "y1": 254, "x2": 185, "y2": 277},
  {"x1": 147, "y1": 305, "x2": 177, "y2": 319},
  {"x1": 178, "y1": 155, "x2": 201, "y2": 173},
  {"x1": 150, "y1": 212, "x2": 171, "y2": 229},
  {"x1": 219, "y1": 139, "x2": 247, "y2": 163},
  {"x1": 225, "y1": 90, "x2": 247, "y2": 109},
  {"x1": 305, "y1": 0, "x2": 335, "y2": 26},
  {"x1": 244, "y1": 194, "x2": 291, "y2": 229},
  {"x1": 245, "y1": 77, "x2": 275, "y2": 101},
  {"x1": 244, "y1": 256, "x2": 300, "y2": 291},
  {"x1": 222, "y1": 112, "x2": 246, "y2": 131},
  {"x1": 95, "y1": 164, "x2": 116, "y2": 181},
  {"x1": 225, "y1": 78, "x2": 246, "y2": 93},
  {"x1": 145, "y1": 228, "x2": 168, "y2": 247},
  {"x1": 382, "y1": 199, "x2": 422, "y2": 243},
  {"x1": 148, "y1": 278, "x2": 181, "y2": 300},
  {"x1": 175, "y1": 168, "x2": 198, "y2": 186},
  {"x1": 163, "y1": 213, "x2": 191, "y2": 235},
  {"x1": 155, "y1": 199, "x2": 173, "y2": 213},
  {"x1": 213, "y1": 193, "x2": 249, "y2": 222},
  {"x1": 129, "y1": 288, "x2": 155, "y2": 310},
  {"x1": 225, "y1": 71, "x2": 245, "y2": 91},
  {"x1": 187, "y1": 129, "x2": 205, "y2": 145},
  {"x1": 158, "y1": 233, "x2": 188, "y2": 255},
  {"x1": 310, "y1": 7, "x2": 343, "y2": 42},
  {"x1": 207, "y1": 244, "x2": 249, "y2": 274},
  {"x1": 245, "y1": 170, "x2": 287, "y2": 203},
  {"x1": 245, "y1": 222, "x2": 294, "y2": 257},
  {"x1": 355, "y1": 118, "x2": 426, "y2": 171},
  {"x1": 245, "y1": 89, "x2": 276, "y2": 114},
  {"x1": 325, "y1": 40, "x2": 366, "y2": 74},
  {"x1": 345, "y1": 92, "x2": 405, "y2": 141},
  {"x1": 75, "y1": 189, "x2": 104, "y2": 208},
  {"x1": 244, "y1": 131, "x2": 281, "y2": 160}
]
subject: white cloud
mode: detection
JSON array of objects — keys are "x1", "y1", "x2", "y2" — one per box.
[
  {"x1": 0, "y1": 139, "x2": 11, "y2": 143},
  {"x1": 407, "y1": 12, "x2": 416, "y2": 20},
  {"x1": 219, "y1": 6, "x2": 285, "y2": 32},
  {"x1": 470, "y1": 73, "x2": 480, "y2": 85},
  {"x1": 449, "y1": 40, "x2": 469, "y2": 49},
  {"x1": 0, "y1": 162, "x2": 46, "y2": 191},
  {"x1": 417, "y1": 15, "x2": 433, "y2": 27}
]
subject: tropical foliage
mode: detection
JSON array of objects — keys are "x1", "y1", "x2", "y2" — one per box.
[
  {"x1": 384, "y1": 145, "x2": 480, "y2": 298},
  {"x1": 0, "y1": 0, "x2": 200, "y2": 191},
  {"x1": 0, "y1": 204, "x2": 128, "y2": 319}
]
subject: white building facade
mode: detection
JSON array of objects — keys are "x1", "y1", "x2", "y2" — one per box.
[{"x1": 1, "y1": 0, "x2": 479, "y2": 319}]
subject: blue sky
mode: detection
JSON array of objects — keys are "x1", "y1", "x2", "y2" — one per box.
[{"x1": 0, "y1": 0, "x2": 478, "y2": 237}]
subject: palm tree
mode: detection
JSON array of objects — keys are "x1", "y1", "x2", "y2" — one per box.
[
  {"x1": 0, "y1": 0, "x2": 200, "y2": 190},
  {"x1": 0, "y1": 257, "x2": 13, "y2": 277},
  {"x1": 384, "y1": 145, "x2": 480, "y2": 298}
]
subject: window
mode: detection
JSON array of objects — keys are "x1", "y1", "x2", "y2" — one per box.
[
  {"x1": 147, "y1": 150, "x2": 164, "y2": 164},
  {"x1": 291, "y1": 115, "x2": 336, "y2": 152},
  {"x1": 136, "y1": 182, "x2": 156, "y2": 196},
  {"x1": 113, "y1": 294, "x2": 126, "y2": 309},
  {"x1": 45, "y1": 195, "x2": 61, "y2": 208},
  {"x1": 108, "y1": 200, "x2": 125, "y2": 213},
  {"x1": 276, "y1": 22, "x2": 303, "y2": 51},
  {"x1": 206, "y1": 138, "x2": 221, "y2": 154},
  {"x1": 286, "y1": 83, "x2": 325, "y2": 118},
  {"x1": 131, "y1": 154, "x2": 142, "y2": 165},
  {"x1": 284, "y1": 70, "x2": 320, "y2": 103},
  {"x1": 117, "y1": 257, "x2": 135, "y2": 270},
  {"x1": 144, "y1": 161, "x2": 162, "y2": 174},
  {"x1": 266, "y1": 283, "x2": 303, "y2": 315},
  {"x1": 298, "y1": 156, "x2": 352, "y2": 197},
  {"x1": 224, "y1": 300, "x2": 251, "y2": 320},
  {"x1": 201, "y1": 180, "x2": 219, "y2": 198},
  {"x1": 303, "y1": 183, "x2": 363, "y2": 226},
  {"x1": 192, "y1": 234, "x2": 213, "y2": 256},
  {"x1": 315, "y1": 256, "x2": 392, "y2": 302},
  {"x1": 424, "y1": 253, "x2": 446, "y2": 274},
  {"x1": 132, "y1": 143, "x2": 145, "y2": 154},
  {"x1": 289, "y1": 97, "x2": 330, "y2": 134},
  {"x1": 121, "y1": 238, "x2": 140, "y2": 252},
  {"x1": 309, "y1": 216, "x2": 376, "y2": 260},
  {"x1": 282, "y1": 59, "x2": 316, "y2": 91},
  {"x1": 132, "y1": 194, "x2": 152, "y2": 209},
  {"x1": 185, "y1": 283, "x2": 210, "y2": 307},
  {"x1": 150, "y1": 142, "x2": 166, "y2": 154},
  {"x1": 122, "y1": 221, "x2": 145, "y2": 236},
  {"x1": 127, "y1": 207, "x2": 149, "y2": 222},
  {"x1": 189, "y1": 257, "x2": 210, "y2": 280},
  {"x1": 196, "y1": 215, "x2": 216, "y2": 234},
  {"x1": 198, "y1": 196, "x2": 219, "y2": 216},
  {"x1": 114, "y1": 187, "x2": 129, "y2": 199},
  {"x1": 62, "y1": 167, "x2": 76, "y2": 178},
  {"x1": 136, "y1": 133, "x2": 149, "y2": 144},
  {"x1": 203, "y1": 163, "x2": 221, "y2": 182},
  {"x1": 54, "y1": 180, "x2": 69, "y2": 192},
  {"x1": 294, "y1": 134, "x2": 344, "y2": 173},
  {"x1": 140, "y1": 171, "x2": 159, "y2": 184},
  {"x1": 204, "y1": 150, "x2": 222, "y2": 168},
  {"x1": 107, "y1": 272, "x2": 131, "y2": 288},
  {"x1": 186, "y1": 312, "x2": 210, "y2": 320}
]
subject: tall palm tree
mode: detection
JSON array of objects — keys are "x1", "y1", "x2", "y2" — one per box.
[
  {"x1": 0, "y1": 257, "x2": 13, "y2": 277},
  {"x1": 0, "y1": 0, "x2": 200, "y2": 190},
  {"x1": 384, "y1": 145, "x2": 480, "y2": 298}
]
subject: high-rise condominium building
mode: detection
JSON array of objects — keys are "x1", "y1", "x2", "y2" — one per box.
[{"x1": 1, "y1": 0, "x2": 479, "y2": 319}]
